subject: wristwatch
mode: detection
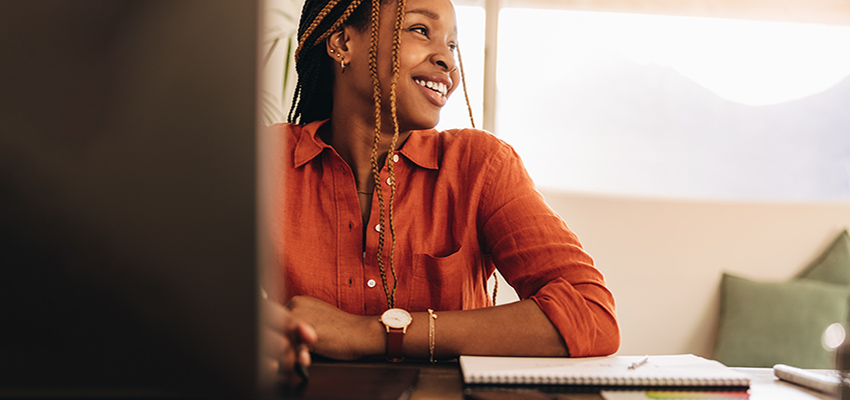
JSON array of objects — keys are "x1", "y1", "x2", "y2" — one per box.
[{"x1": 379, "y1": 308, "x2": 413, "y2": 362}]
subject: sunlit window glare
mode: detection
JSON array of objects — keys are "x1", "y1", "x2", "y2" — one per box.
[
  {"x1": 493, "y1": 8, "x2": 850, "y2": 200},
  {"x1": 498, "y1": 11, "x2": 850, "y2": 107},
  {"x1": 618, "y1": 16, "x2": 850, "y2": 106}
]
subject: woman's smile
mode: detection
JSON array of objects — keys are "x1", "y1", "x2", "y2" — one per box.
[{"x1": 413, "y1": 76, "x2": 452, "y2": 107}]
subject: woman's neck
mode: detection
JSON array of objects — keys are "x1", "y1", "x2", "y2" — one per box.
[{"x1": 324, "y1": 111, "x2": 411, "y2": 193}]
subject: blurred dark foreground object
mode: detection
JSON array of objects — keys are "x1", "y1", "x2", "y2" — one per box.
[{"x1": 0, "y1": 0, "x2": 261, "y2": 397}]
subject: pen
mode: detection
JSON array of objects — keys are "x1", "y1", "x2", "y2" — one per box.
[{"x1": 628, "y1": 355, "x2": 649, "y2": 370}]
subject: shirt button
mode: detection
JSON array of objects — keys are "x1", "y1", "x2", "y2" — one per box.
[
  {"x1": 392, "y1": 154, "x2": 399, "y2": 163},
  {"x1": 367, "y1": 279, "x2": 376, "y2": 288},
  {"x1": 374, "y1": 224, "x2": 381, "y2": 232},
  {"x1": 386, "y1": 177, "x2": 392, "y2": 185}
]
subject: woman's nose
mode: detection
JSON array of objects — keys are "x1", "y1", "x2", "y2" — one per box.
[{"x1": 432, "y1": 46, "x2": 457, "y2": 72}]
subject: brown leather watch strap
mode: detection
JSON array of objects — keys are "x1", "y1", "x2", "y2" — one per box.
[{"x1": 386, "y1": 327, "x2": 405, "y2": 362}]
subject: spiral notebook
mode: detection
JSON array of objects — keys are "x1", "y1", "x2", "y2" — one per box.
[{"x1": 460, "y1": 354, "x2": 750, "y2": 389}]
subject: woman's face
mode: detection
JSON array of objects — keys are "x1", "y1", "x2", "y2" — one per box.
[{"x1": 344, "y1": 0, "x2": 460, "y2": 131}]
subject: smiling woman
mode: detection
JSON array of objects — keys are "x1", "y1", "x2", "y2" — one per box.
[{"x1": 261, "y1": 0, "x2": 620, "y2": 383}]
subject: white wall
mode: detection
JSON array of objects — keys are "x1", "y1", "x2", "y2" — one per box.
[{"x1": 501, "y1": 190, "x2": 850, "y2": 357}]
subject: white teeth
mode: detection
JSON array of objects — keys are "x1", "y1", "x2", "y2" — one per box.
[{"x1": 414, "y1": 79, "x2": 447, "y2": 97}]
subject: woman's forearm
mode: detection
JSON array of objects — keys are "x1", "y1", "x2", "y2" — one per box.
[{"x1": 358, "y1": 299, "x2": 569, "y2": 360}]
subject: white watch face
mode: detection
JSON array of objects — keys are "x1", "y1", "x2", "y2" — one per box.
[{"x1": 381, "y1": 308, "x2": 412, "y2": 329}]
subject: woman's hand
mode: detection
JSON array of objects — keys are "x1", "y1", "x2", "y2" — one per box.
[
  {"x1": 260, "y1": 298, "x2": 317, "y2": 386},
  {"x1": 285, "y1": 295, "x2": 383, "y2": 360}
]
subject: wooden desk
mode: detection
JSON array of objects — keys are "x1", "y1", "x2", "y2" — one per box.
[{"x1": 313, "y1": 361, "x2": 836, "y2": 400}]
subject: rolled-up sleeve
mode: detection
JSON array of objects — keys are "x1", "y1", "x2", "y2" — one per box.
[{"x1": 478, "y1": 142, "x2": 620, "y2": 357}]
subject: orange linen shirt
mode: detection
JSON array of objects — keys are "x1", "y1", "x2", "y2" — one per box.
[{"x1": 274, "y1": 120, "x2": 620, "y2": 357}]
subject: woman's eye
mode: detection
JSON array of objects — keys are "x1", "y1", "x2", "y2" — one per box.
[
  {"x1": 448, "y1": 43, "x2": 457, "y2": 52},
  {"x1": 411, "y1": 26, "x2": 428, "y2": 37}
]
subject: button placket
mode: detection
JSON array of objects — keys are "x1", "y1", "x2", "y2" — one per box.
[{"x1": 363, "y1": 156, "x2": 407, "y2": 308}]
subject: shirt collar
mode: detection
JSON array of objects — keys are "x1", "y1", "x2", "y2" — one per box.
[
  {"x1": 399, "y1": 129, "x2": 440, "y2": 170},
  {"x1": 292, "y1": 120, "x2": 330, "y2": 168},
  {"x1": 293, "y1": 119, "x2": 440, "y2": 170}
]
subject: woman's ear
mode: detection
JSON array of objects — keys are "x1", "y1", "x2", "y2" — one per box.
[{"x1": 326, "y1": 29, "x2": 352, "y2": 62}]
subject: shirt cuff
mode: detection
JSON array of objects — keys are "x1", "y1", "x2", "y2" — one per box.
[{"x1": 531, "y1": 277, "x2": 620, "y2": 357}]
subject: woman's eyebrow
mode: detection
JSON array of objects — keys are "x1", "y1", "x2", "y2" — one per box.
[
  {"x1": 406, "y1": 8, "x2": 440, "y2": 20},
  {"x1": 407, "y1": 8, "x2": 458, "y2": 34}
]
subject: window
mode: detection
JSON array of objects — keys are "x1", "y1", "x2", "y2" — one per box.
[
  {"x1": 443, "y1": 3, "x2": 850, "y2": 201},
  {"x1": 494, "y1": 9, "x2": 850, "y2": 200}
]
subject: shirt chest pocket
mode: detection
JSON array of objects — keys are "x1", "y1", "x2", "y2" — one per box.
[{"x1": 408, "y1": 243, "x2": 468, "y2": 312}]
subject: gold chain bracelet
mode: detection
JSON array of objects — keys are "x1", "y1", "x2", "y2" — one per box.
[{"x1": 427, "y1": 309, "x2": 437, "y2": 363}]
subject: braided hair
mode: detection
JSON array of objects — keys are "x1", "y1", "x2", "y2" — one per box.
[{"x1": 289, "y1": 0, "x2": 483, "y2": 308}]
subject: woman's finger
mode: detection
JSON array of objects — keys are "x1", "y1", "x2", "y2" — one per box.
[
  {"x1": 259, "y1": 357, "x2": 287, "y2": 388},
  {"x1": 261, "y1": 326, "x2": 296, "y2": 362},
  {"x1": 297, "y1": 343, "x2": 312, "y2": 367},
  {"x1": 260, "y1": 298, "x2": 290, "y2": 333},
  {"x1": 295, "y1": 320, "x2": 318, "y2": 346}
]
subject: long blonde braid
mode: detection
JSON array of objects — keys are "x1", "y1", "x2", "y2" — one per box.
[
  {"x1": 295, "y1": 0, "x2": 341, "y2": 62},
  {"x1": 456, "y1": 43, "x2": 476, "y2": 129},
  {"x1": 367, "y1": 0, "x2": 394, "y2": 309},
  {"x1": 383, "y1": 0, "x2": 406, "y2": 309},
  {"x1": 313, "y1": 0, "x2": 364, "y2": 49}
]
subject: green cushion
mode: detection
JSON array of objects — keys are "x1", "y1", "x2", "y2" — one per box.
[
  {"x1": 797, "y1": 230, "x2": 850, "y2": 285},
  {"x1": 713, "y1": 273, "x2": 850, "y2": 368}
]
